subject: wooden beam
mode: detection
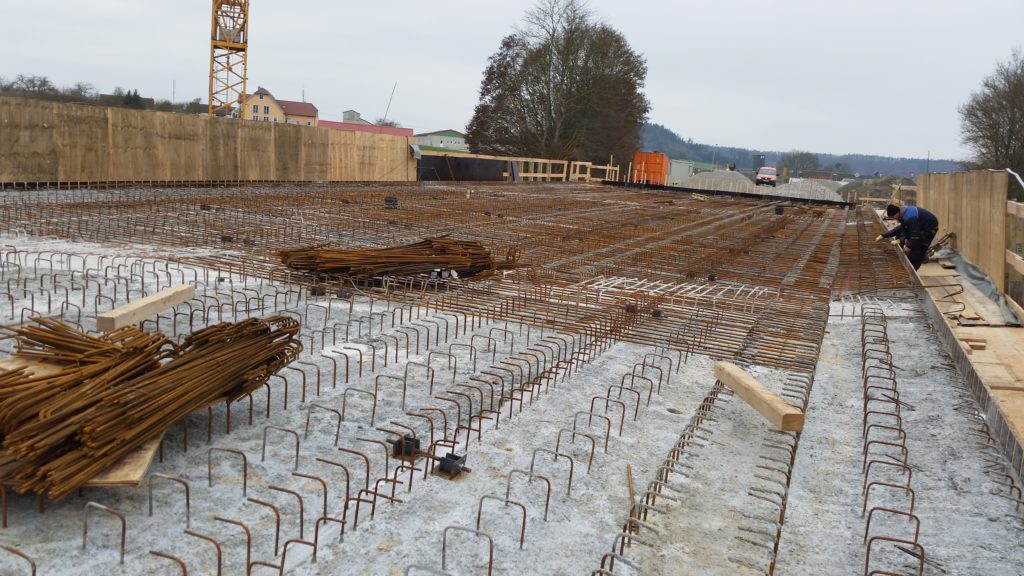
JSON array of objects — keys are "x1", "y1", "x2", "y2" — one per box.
[
  {"x1": 1004, "y1": 292, "x2": 1024, "y2": 325},
  {"x1": 1007, "y1": 249, "x2": 1024, "y2": 276},
  {"x1": 96, "y1": 284, "x2": 195, "y2": 332},
  {"x1": 714, "y1": 361, "x2": 804, "y2": 432}
]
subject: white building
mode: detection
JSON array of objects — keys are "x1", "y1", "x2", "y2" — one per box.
[{"x1": 414, "y1": 129, "x2": 468, "y2": 152}]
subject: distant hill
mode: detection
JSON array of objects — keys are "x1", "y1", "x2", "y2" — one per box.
[{"x1": 641, "y1": 123, "x2": 961, "y2": 178}]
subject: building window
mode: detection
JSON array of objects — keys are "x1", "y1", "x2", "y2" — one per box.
[
  {"x1": 307, "y1": 121, "x2": 311, "y2": 126},
  {"x1": 273, "y1": 117, "x2": 277, "y2": 122},
  {"x1": 252, "y1": 105, "x2": 257, "y2": 113},
  {"x1": 263, "y1": 105, "x2": 269, "y2": 114},
  {"x1": 264, "y1": 116, "x2": 269, "y2": 121},
  {"x1": 252, "y1": 115, "x2": 257, "y2": 120},
  {"x1": 259, "y1": 94, "x2": 264, "y2": 99}
]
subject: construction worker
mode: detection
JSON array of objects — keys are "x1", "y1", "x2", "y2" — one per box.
[{"x1": 875, "y1": 203, "x2": 939, "y2": 269}]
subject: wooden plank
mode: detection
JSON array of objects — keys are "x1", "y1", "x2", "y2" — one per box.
[
  {"x1": 96, "y1": 284, "x2": 194, "y2": 332},
  {"x1": 713, "y1": 361, "x2": 804, "y2": 432},
  {"x1": 84, "y1": 435, "x2": 162, "y2": 487},
  {"x1": 0, "y1": 356, "x2": 63, "y2": 377},
  {"x1": 1008, "y1": 249, "x2": 1024, "y2": 276},
  {"x1": 920, "y1": 277, "x2": 980, "y2": 320},
  {"x1": 916, "y1": 262, "x2": 959, "y2": 277},
  {"x1": 920, "y1": 275, "x2": 1011, "y2": 326}
]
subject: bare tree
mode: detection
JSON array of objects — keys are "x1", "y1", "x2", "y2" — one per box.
[
  {"x1": 63, "y1": 81, "x2": 96, "y2": 100},
  {"x1": 959, "y1": 49, "x2": 1024, "y2": 198},
  {"x1": 12, "y1": 74, "x2": 57, "y2": 94},
  {"x1": 779, "y1": 151, "x2": 820, "y2": 175}
]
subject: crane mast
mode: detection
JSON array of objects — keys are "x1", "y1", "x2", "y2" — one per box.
[{"x1": 208, "y1": 0, "x2": 249, "y2": 117}]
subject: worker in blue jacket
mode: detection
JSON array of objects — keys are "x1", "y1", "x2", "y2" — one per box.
[{"x1": 875, "y1": 203, "x2": 939, "y2": 269}]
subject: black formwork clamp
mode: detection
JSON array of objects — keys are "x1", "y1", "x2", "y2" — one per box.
[
  {"x1": 438, "y1": 452, "x2": 468, "y2": 478},
  {"x1": 389, "y1": 434, "x2": 421, "y2": 457}
]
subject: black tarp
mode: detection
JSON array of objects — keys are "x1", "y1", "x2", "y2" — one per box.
[{"x1": 418, "y1": 155, "x2": 505, "y2": 181}]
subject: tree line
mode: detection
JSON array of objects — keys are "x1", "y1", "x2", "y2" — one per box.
[{"x1": 0, "y1": 73, "x2": 205, "y2": 114}]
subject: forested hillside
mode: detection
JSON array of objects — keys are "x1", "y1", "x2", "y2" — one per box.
[{"x1": 642, "y1": 123, "x2": 961, "y2": 177}]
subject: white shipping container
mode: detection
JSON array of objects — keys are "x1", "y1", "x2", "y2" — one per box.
[{"x1": 669, "y1": 160, "x2": 694, "y2": 186}]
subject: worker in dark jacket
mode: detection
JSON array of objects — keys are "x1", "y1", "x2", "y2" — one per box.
[{"x1": 875, "y1": 203, "x2": 939, "y2": 269}]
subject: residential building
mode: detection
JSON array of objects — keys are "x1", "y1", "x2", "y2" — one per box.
[
  {"x1": 239, "y1": 86, "x2": 318, "y2": 126},
  {"x1": 414, "y1": 129, "x2": 468, "y2": 152}
]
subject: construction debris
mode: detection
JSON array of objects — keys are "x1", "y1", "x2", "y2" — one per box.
[
  {"x1": 277, "y1": 236, "x2": 518, "y2": 279},
  {"x1": 0, "y1": 316, "x2": 301, "y2": 499}
]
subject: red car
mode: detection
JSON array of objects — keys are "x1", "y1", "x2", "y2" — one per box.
[{"x1": 755, "y1": 166, "x2": 778, "y2": 187}]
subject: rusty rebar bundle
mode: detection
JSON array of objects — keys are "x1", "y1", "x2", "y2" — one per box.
[
  {"x1": 0, "y1": 316, "x2": 301, "y2": 499},
  {"x1": 277, "y1": 236, "x2": 518, "y2": 279}
]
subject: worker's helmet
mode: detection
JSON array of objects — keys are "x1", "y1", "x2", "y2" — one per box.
[{"x1": 885, "y1": 204, "x2": 900, "y2": 217}]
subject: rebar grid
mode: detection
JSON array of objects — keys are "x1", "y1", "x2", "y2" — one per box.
[{"x1": 0, "y1": 182, "x2": 878, "y2": 574}]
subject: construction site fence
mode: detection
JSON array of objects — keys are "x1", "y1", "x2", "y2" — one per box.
[
  {"x1": 0, "y1": 96, "x2": 417, "y2": 183},
  {"x1": 417, "y1": 149, "x2": 619, "y2": 183}
]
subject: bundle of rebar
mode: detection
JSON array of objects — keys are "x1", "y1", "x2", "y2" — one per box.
[
  {"x1": 277, "y1": 236, "x2": 518, "y2": 279},
  {"x1": 0, "y1": 316, "x2": 301, "y2": 499}
]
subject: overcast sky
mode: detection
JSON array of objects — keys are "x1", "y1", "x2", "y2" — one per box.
[{"x1": 3, "y1": 0, "x2": 1021, "y2": 160}]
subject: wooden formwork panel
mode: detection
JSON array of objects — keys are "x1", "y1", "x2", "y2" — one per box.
[
  {"x1": 55, "y1": 102, "x2": 109, "y2": 181},
  {"x1": 0, "y1": 96, "x2": 415, "y2": 183},
  {"x1": 919, "y1": 171, "x2": 1009, "y2": 292},
  {"x1": 0, "y1": 97, "x2": 58, "y2": 181}
]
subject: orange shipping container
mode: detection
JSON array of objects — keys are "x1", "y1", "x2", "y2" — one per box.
[{"x1": 632, "y1": 151, "x2": 669, "y2": 185}]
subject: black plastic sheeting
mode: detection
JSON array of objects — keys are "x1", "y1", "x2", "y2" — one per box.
[
  {"x1": 418, "y1": 156, "x2": 505, "y2": 181},
  {"x1": 933, "y1": 247, "x2": 1021, "y2": 325}
]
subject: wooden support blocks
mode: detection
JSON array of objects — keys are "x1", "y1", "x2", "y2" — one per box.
[
  {"x1": 96, "y1": 284, "x2": 195, "y2": 332},
  {"x1": 959, "y1": 337, "x2": 988, "y2": 351},
  {"x1": 714, "y1": 361, "x2": 805, "y2": 432}
]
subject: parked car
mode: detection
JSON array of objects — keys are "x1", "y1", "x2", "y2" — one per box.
[{"x1": 755, "y1": 166, "x2": 778, "y2": 187}]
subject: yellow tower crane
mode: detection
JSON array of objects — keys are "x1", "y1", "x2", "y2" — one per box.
[{"x1": 208, "y1": 0, "x2": 250, "y2": 117}]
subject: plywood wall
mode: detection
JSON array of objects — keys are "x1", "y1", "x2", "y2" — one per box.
[
  {"x1": 918, "y1": 171, "x2": 1009, "y2": 291},
  {"x1": 0, "y1": 97, "x2": 415, "y2": 183}
]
